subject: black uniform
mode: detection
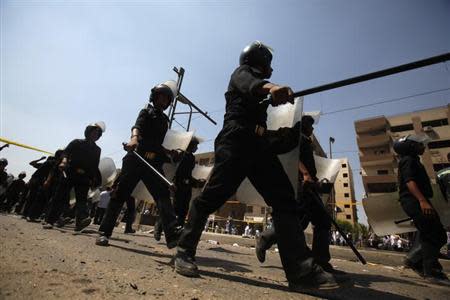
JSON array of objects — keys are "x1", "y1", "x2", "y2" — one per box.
[
  {"x1": 176, "y1": 65, "x2": 315, "y2": 283},
  {"x1": 99, "y1": 105, "x2": 179, "y2": 244},
  {"x1": 258, "y1": 133, "x2": 332, "y2": 266},
  {"x1": 398, "y1": 154, "x2": 447, "y2": 275},
  {"x1": 45, "y1": 139, "x2": 101, "y2": 226},
  {"x1": 2, "y1": 178, "x2": 26, "y2": 212},
  {"x1": 24, "y1": 157, "x2": 60, "y2": 219},
  {"x1": 174, "y1": 152, "x2": 198, "y2": 226}
]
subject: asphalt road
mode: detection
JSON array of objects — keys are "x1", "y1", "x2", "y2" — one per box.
[{"x1": 1, "y1": 214, "x2": 449, "y2": 299}]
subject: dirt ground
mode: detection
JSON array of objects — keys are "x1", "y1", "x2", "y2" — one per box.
[{"x1": 1, "y1": 214, "x2": 449, "y2": 300}]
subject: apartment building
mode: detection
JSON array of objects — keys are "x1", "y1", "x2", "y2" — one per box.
[
  {"x1": 334, "y1": 158, "x2": 358, "y2": 224},
  {"x1": 355, "y1": 104, "x2": 450, "y2": 196}
]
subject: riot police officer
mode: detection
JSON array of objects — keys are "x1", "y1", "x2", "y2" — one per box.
[
  {"x1": 174, "y1": 41, "x2": 338, "y2": 290},
  {"x1": 43, "y1": 122, "x2": 104, "y2": 231},
  {"x1": 394, "y1": 134, "x2": 449, "y2": 284},
  {"x1": 96, "y1": 82, "x2": 180, "y2": 249}
]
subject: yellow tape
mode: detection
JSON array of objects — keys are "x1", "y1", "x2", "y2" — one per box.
[{"x1": 0, "y1": 137, "x2": 54, "y2": 155}]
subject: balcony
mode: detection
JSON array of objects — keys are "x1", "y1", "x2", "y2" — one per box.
[
  {"x1": 360, "y1": 152, "x2": 395, "y2": 167},
  {"x1": 362, "y1": 175, "x2": 398, "y2": 193},
  {"x1": 355, "y1": 116, "x2": 388, "y2": 134},
  {"x1": 357, "y1": 134, "x2": 391, "y2": 148}
]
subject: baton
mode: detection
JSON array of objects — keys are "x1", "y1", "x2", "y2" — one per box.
[
  {"x1": 394, "y1": 217, "x2": 413, "y2": 225},
  {"x1": 123, "y1": 143, "x2": 175, "y2": 189},
  {"x1": 307, "y1": 186, "x2": 367, "y2": 265},
  {"x1": 260, "y1": 52, "x2": 450, "y2": 105}
]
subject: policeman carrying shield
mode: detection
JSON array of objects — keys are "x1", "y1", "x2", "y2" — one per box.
[
  {"x1": 394, "y1": 134, "x2": 449, "y2": 284},
  {"x1": 174, "y1": 41, "x2": 339, "y2": 290},
  {"x1": 96, "y1": 82, "x2": 181, "y2": 248}
]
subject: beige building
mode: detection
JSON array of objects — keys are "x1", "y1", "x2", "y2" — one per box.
[
  {"x1": 334, "y1": 158, "x2": 358, "y2": 224},
  {"x1": 355, "y1": 104, "x2": 450, "y2": 197}
]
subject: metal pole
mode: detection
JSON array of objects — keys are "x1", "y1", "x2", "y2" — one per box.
[
  {"x1": 131, "y1": 151, "x2": 175, "y2": 189},
  {"x1": 261, "y1": 52, "x2": 450, "y2": 104}
]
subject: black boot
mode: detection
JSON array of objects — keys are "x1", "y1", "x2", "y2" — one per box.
[
  {"x1": 174, "y1": 250, "x2": 199, "y2": 277},
  {"x1": 289, "y1": 263, "x2": 339, "y2": 291},
  {"x1": 75, "y1": 217, "x2": 91, "y2": 232}
]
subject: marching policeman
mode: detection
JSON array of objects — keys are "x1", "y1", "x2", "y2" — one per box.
[
  {"x1": 394, "y1": 134, "x2": 449, "y2": 284},
  {"x1": 174, "y1": 41, "x2": 338, "y2": 290},
  {"x1": 1, "y1": 172, "x2": 27, "y2": 212},
  {"x1": 43, "y1": 122, "x2": 104, "y2": 231},
  {"x1": 255, "y1": 115, "x2": 346, "y2": 275},
  {"x1": 153, "y1": 137, "x2": 205, "y2": 240},
  {"x1": 96, "y1": 82, "x2": 180, "y2": 248}
]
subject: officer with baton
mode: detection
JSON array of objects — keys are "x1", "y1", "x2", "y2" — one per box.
[{"x1": 96, "y1": 82, "x2": 181, "y2": 248}]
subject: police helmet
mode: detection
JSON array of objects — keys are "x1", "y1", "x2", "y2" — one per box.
[
  {"x1": 239, "y1": 41, "x2": 273, "y2": 71},
  {"x1": 84, "y1": 121, "x2": 106, "y2": 138},
  {"x1": 0, "y1": 158, "x2": 8, "y2": 166},
  {"x1": 393, "y1": 134, "x2": 430, "y2": 156},
  {"x1": 149, "y1": 82, "x2": 176, "y2": 103},
  {"x1": 18, "y1": 171, "x2": 26, "y2": 179}
]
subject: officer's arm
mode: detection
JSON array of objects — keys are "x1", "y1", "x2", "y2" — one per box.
[{"x1": 406, "y1": 180, "x2": 434, "y2": 215}]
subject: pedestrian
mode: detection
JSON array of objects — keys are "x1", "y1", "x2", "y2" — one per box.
[
  {"x1": 394, "y1": 134, "x2": 449, "y2": 284},
  {"x1": 95, "y1": 82, "x2": 181, "y2": 248},
  {"x1": 43, "y1": 122, "x2": 104, "y2": 231},
  {"x1": 94, "y1": 187, "x2": 111, "y2": 225},
  {"x1": 174, "y1": 41, "x2": 338, "y2": 290}
]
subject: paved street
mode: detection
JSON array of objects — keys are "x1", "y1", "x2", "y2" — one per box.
[{"x1": 1, "y1": 214, "x2": 449, "y2": 299}]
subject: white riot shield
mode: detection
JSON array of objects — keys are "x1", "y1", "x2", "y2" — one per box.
[
  {"x1": 191, "y1": 164, "x2": 214, "y2": 200},
  {"x1": 236, "y1": 98, "x2": 303, "y2": 206},
  {"x1": 363, "y1": 184, "x2": 450, "y2": 236},
  {"x1": 131, "y1": 129, "x2": 194, "y2": 201},
  {"x1": 99, "y1": 157, "x2": 117, "y2": 187}
]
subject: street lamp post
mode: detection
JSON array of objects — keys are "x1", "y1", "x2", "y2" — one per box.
[{"x1": 329, "y1": 137, "x2": 336, "y2": 219}]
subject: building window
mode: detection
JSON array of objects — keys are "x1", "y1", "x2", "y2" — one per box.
[
  {"x1": 390, "y1": 124, "x2": 414, "y2": 132},
  {"x1": 344, "y1": 204, "x2": 350, "y2": 208},
  {"x1": 344, "y1": 193, "x2": 349, "y2": 198},
  {"x1": 341, "y1": 163, "x2": 347, "y2": 168},
  {"x1": 246, "y1": 206, "x2": 253, "y2": 213},
  {"x1": 421, "y1": 118, "x2": 448, "y2": 128},
  {"x1": 377, "y1": 170, "x2": 389, "y2": 175},
  {"x1": 343, "y1": 173, "x2": 348, "y2": 178},
  {"x1": 199, "y1": 158, "x2": 209, "y2": 165},
  {"x1": 433, "y1": 163, "x2": 450, "y2": 172},
  {"x1": 261, "y1": 207, "x2": 265, "y2": 214},
  {"x1": 428, "y1": 140, "x2": 450, "y2": 149},
  {"x1": 346, "y1": 215, "x2": 351, "y2": 220},
  {"x1": 343, "y1": 183, "x2": 349, "y2": 188}
]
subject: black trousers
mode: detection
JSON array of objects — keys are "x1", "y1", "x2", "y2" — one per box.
[
  {"x1": 259, "y1": 188, "x2": 332, "y2": 265},
  {"x1": 174, "y1": 183, "x2": 192, "y2": 226},
  {"x1": 124, "y1": 196, "x2": 136, "y2": 230},
  {"x1": 45, "y1": 173, "x2": 90, "y2": 225},
  {"x1": 400, "y1": 196, "x2": 447, "y2": 273},
  {"x1": 20, "y1": 181, "x2": 40, "y2": 216},
  {"x1": 177, "y1": 123, "x2": 314, "y2": 282},
  {"x1": 94, "y1": 207, "x2": 105, "y2": 224},
  {"x1": 99, "y1": 152, "x2": 178, "y2": 238}
]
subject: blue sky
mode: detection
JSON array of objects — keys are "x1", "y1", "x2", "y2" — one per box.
[{"x1": 1, "y1": 0, "x2": 450, "y2": 224}]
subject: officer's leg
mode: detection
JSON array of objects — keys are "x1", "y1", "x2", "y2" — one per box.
[
  {"x1": 44, "y1": 178, "x2": 70, "y2": 226},
  {"x1": 247, "y1": 152, "x2": 320, "y2": 284},
  {"x1": 22, "y1": 185, "x2": 39, "y2": 217},
  {"x1": 400, "y1": 197, "x2": 447, "y2": 277},
  {"x1": 142, "y1": 169, "x2": 179, "y2": 248},
  {"x1": 255, "y1": 226, "x2": 277, "y2": 263},
  {"x1": 98, "y1": 154, "x2": 141, "y2": 239},
  {"x1": 174, "y1": 185, "x2": 192, "y2": 226},
  {"x1": 73, "y1": 176, "x2": 91, "y2": 231},
  {"x1": 306, "y1": 190, "x2": 332, "y2": 266},
  {"x1": 175, "y1": 140, "x2": 249, "y2": 276},
  {"x1": 124, "y1": 196, "x2": 136, "y2": 233}
]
